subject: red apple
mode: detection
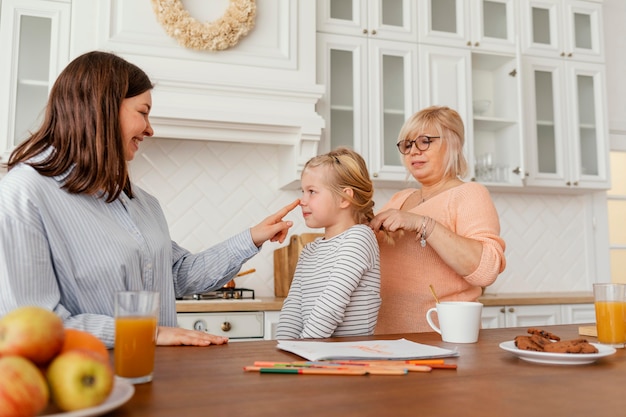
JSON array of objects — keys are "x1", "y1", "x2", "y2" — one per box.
[
  {"x1": 0, "y1": 306, "x2": 64, "y2": 366},
  {"x1": 0, "y1": 356, "x2": 49, "y2": 417},
  {"x1": 46, "y1": 349, "x2": 114, "y2": 411}
]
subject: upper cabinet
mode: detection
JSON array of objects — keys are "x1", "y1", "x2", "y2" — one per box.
[
  {"x1": 317, "y1": 0, "x2": 417, "y2": 42},
  {"x1": 0, "y1": 0, "x2": 71, "y2": 163},
  {"x1": 520, "y1": 0, "x2": 604, "y2": 62},
  {"x1": 417, "y1": 0, "x2": 525, "y2": 188},
  {"x1": 418, "y1": 0, "x2": 518, "y2": 54},
  {"x1": 316, "y1": 36, "x2": 418, "y2": 183},
  {"x1": 521, "y1": 0, "x2": 609, "y2": 189},
  {"x1": 522, "y1": 58, "x2": 609, "y2": 189},
  {"x1": 418, "y1": 45, "x2": 525, "y2": 188},
  {"x1": 316, "y1": 1, "x2": 419, "y2": 183}
]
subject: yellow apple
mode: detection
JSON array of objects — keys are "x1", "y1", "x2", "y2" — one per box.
[
  {"x1": 0, "y1": 306, "x2": 64, "y2": 366},
  {"x1": 46, "y1": 349, "x2": 114, "y2": 411},
  {"x1": 0, "y1": 356, "x2": 49, "y2": 417}
]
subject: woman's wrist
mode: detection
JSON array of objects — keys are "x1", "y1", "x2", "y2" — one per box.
[{"x1": 416, "y1": 216, "x2": 436, "y2": 247}]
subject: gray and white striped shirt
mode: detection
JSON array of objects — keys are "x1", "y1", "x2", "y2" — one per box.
[
  {"x1": 276, "y1": 224, "x2": 381, "y2": 339},
  {"x1": 0, "y1": 161, "x2": 259, "y2": 347}
]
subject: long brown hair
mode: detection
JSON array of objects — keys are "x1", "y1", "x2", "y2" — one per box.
[
  {"x1": 7, "y1": 51, "x2": 153, "y2": 202},
  {"x1": 303, "y1": 147, "x2": 375, "y2": 224}
]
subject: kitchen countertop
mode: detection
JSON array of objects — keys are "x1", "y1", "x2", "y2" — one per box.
[
  {"x1": 176, "y1": 292, "x2": 594, "y2": 313},
  {"x1": 176, "y1": 297, "x2": 285, "y2": 313},
  {"x1": 477, "y1": 291, "x2": 594, "y2": 306}
]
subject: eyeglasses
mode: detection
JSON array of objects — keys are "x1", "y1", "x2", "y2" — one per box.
[{"x1": 396, "y1": 136, "x2": 441, "y2": 154}]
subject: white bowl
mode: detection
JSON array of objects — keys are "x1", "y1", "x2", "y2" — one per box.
[{"x1": 473, "y1": 99, "x2": 491, "y2": 115}]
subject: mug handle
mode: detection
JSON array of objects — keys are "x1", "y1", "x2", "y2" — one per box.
[{"x1": 426, "y1": 307, "x2": 441, "y2": 334}]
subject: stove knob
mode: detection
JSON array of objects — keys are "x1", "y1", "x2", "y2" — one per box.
[
  {"x1": 193, "y1": 319, "x2": 207, "y2": 332},
  {"x1": 221, "y1": 321, "x2": 231, "y2": 332}
]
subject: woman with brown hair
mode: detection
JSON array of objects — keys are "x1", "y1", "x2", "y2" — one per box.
[
  {"x1": 370, "y1": 106, "x2": 506, "y2": 334},
  {"x1": 0, "y1": 51, "x2": 298, "y2": 347}
]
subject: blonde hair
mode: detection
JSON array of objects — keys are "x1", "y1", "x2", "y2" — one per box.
[
  {"x1": 303, "y1": 147, "x2": 375, "y2": 224},
  {"x1": 397, "y1": 105, "x2": 468, "y2": 179}
]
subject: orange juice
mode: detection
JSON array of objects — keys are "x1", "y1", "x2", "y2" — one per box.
[
  {"x1": 114, "y1": 316, "x2": 158, "y2": 378},
  {"x1": 594, "y1": 301, "x2": 626, "y2": 345}
]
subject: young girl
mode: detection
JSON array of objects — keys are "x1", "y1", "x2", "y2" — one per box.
[{"x1": 276, "y1": 147, "x2": 381, "y2": 339}]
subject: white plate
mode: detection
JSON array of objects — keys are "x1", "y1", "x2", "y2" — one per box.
[
  {"x1": 499, "y1": 340, "x2": 616, "y2": 365},
  {"x1": 42, "y1": 376, "x2": 135, "y2": 417}
]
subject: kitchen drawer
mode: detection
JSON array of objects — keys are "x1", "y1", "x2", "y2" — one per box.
[{"x1": 177, "y1": 312, "x2": 264, "y2": 340}]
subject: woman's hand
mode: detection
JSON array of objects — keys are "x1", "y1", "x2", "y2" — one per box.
[
  {"x1": 370, "y1": 209, "x2": 421, "y2": 233},
  {"x1": 250, "y1": 199, "x2": 300, "y2": 246},
  {"x1": 156, "y1": 326, "x2": 229, "y2": 346}
]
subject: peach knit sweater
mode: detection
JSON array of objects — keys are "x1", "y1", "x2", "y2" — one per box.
[{"x1": 374, "y1": 182, "x2": 506, "y2": 334}]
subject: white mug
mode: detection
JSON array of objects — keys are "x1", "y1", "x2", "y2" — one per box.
[{"x1": 426, "y1": 301, "x2": 483, "y2": 343}]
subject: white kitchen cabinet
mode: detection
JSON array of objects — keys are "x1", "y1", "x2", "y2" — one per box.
[
  {"x1": 264, "y1": 311, "x2": 281, "y2": 340},
  {"x1": 520, "y1": 0, "x2": 604, "y2": 62},
  {"x1": 418, "y1": 44, "x2": 525, "y2": 187},
  {"x1": 561, "y1": 303, "x2": 595, "y2": 324},
  {"x1": 481, "y1": 305, "x2": 562, "y2": 329},
  {"x1": 316, "y1": 32, "x2": 418, "y2": 182},
  {"x1": 0, "y1": 0, "x2": 71, "y2": 163},
  {"x1": 177, "y1": 312, "x2": 265, "y2": 341},
  {"x1": 418, "y1": 0, "x2": 518, "y2": 54},
  {"x1": 522, "y1": 57, "x2": 610, "y2": 189},
  {"x1": 316, "y1": 0, "x2": 417, "y2": 42},
  {"x1": 482, "y1": 303, "x2": 595, "y2": 329}
]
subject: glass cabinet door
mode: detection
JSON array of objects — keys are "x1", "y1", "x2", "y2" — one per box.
[
  {"x1": 368, "y1": 39, "x2": 418, "y2": 180},
  {"x1": 316, "y1": 33, "x2": 417, "y2": 182},
  {"x1": 563, "y1": 0, "x2": 604, "y2": 62},
  {"x1": 568, "y1": 63, "x2": 609, "y2": 187},
  {"x1": 317, "y1": 0, "x2": 416, "y2": 41},
  {"x1": 521, "y1": 0, "x2": 603, "y2": 62},
  {"x1": 523, "y1": 57, "x2": 609, "y2": 189},
  {"x1": 419, "y1": 0, "x2": 516, "y2": 53},
  {"x1": 524, "y1": 60, "x2": 568, "y2": 186},
  {"x1": 469, "y1": 0, "x2": 517, "y2": 53},
  {"x1": 316, "y1": 33, "x2": 368, "y2": 157},
  {"x1": 0, "y1": 0, "x2": 70, "y2": 161}
]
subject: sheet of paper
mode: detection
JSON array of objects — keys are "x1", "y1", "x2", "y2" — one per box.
[{"x1": 276, "y1": 338, "x2": 459, "y2": 361}]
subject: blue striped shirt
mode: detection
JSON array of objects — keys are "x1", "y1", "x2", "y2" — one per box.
[
  {"x1": 276, "y1": 224, "x2": 381, "y2": 339},
  {"x1": 0, "y1": 161, "x2": 259, "y2": 347}
]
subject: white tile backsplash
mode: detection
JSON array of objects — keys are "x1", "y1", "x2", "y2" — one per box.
[{"x1": 127, "y1": 138, "x2": 597, "y2": 297}]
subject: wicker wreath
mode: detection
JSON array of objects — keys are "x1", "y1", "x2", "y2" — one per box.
[{"x1": 151, "y1": 0, "x2": 256, "y2": 51}]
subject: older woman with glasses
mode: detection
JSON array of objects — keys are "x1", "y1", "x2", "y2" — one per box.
[{"x1": 369, "y1": 105, "x2": 506, "y2": 334}]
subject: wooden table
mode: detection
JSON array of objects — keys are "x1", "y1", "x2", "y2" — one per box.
[{"x1": 109, "y1": 324, "x2": 625, "y2": 417}]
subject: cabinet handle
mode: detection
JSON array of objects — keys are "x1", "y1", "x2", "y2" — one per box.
[
  {"x1": 467, "y1": 41, "x2": 472, "y2": 46},
  {"x1": 500, "y1": 307, "x2": 505, "y2": 313},
  {"x1": 508, "y1": 307, "x2": 515, "y2": 313},
  {"x1": 512, "y1": 167, "x2": 521, "y2": 175},
  {"x1": 566, "y1": 181, "x2": 571, "y2": 186},
  {"x1": 371, "y1": 29, "x2": 377, "y2": 35},
  {"x1": 372, "y1": 172, "x2": 378, "y2": 178},
  {"x1": 221, "y1": 322, "x2": 232, "y2": 332},
  {"x1": 363, "y1": 29, "x2": 368, "y2": 35},
  {"x1": 572, "y1": 181, "x2": 579, "y2": 186},
  {"x1": 567, "y1": 52, "x2": 573, "y2": 58},
  {"x1": 474, "y1": 42, "x2": 479, "y2": 47},
  {"x1": 560, "y1": 52, "x2": 566, "y2": 57},
  {"x1": 508, "y1": 69, "x2": 517, "y2": 77}
]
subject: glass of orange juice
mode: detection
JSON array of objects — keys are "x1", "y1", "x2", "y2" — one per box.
[
  {"x1": 114, "y1": 291, "x2": 159, "y2": 383},
  {"x1": 593, "y1": 283, "x2": 626, "y2": 348}
]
